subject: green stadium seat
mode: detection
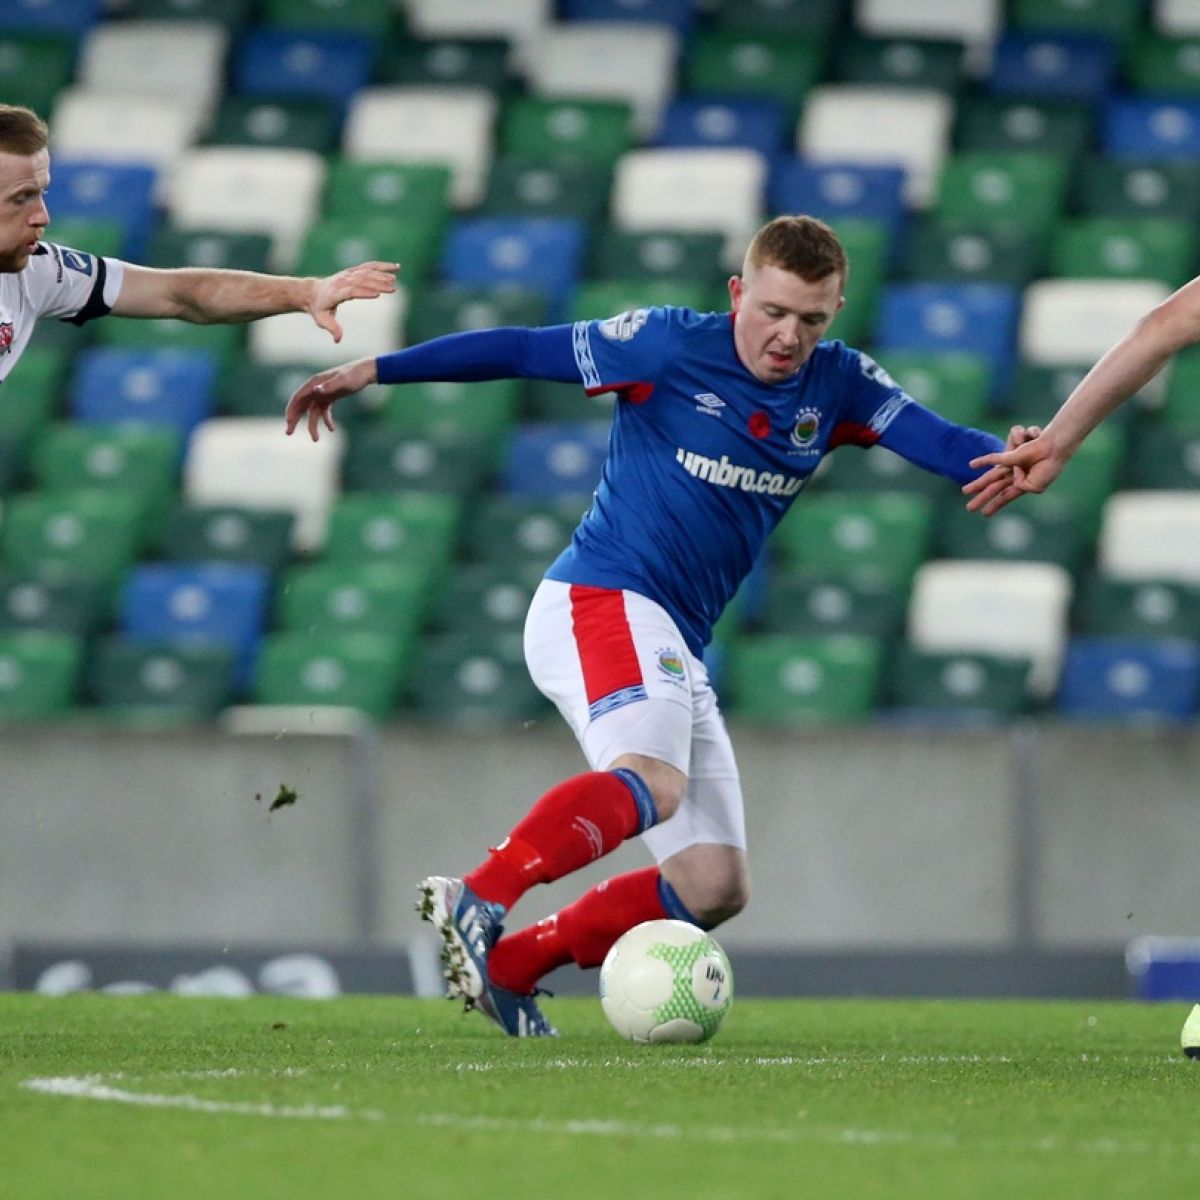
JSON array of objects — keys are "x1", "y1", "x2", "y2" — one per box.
[
  {"x1": 828, "y1": 219, "x2": 889, "y2": 346},
  {"x1": 480, "y1": 158, "x2": 612, "y2": 222},
  {"x1": 522, "y1": 379, "x2": 616, "y2": 423},
  {"x1": 0, "y1": 437, "x2": 29, "y2": 495},
  {"x1": 439, "y1": 560, "x2": 546, "y2": 634},
  {"x1": 0, "y1": 33, "x2": 76, "y2": 115},
  {"x1": 1126, "y1": 422, "x2": 1200, "y2": 490},
  {"x1": 724, "y1": 633, "x2": 882, "y2": 724},
  {"x1": 323, "y1": 494, "x2": 462, "y2": 589},
  {"x1": 122, "y1": 0, "x2": 254, "y2": 27},
  {"x1": 1049, "y1": 218, "x2": 1197, "y2": 288},
  {"x1": 763, "y1": 572, "x2": 906, "y2": 639},
  {"x1": 683, "y1": 31, "x2": 825, "y2": 121},
  {"x1": 1072, "y1": 159, "x2": 1200, "y2": 221},
  {"x1": 276, "y1": 560, "x2": 430, "y2": 636},
  {"x1": 711, "y1": 0, "x2": 846, "y2": 35},
  {"x1": 94, "y1": 318, "x2": 244, "y2": 369},
  {"x1": 1075, "y1": 577, "x2": 1200, "y2": 640},
  {"x1": 158, "y1": 506, "x2": 295, "y2": 572},
  {"x1": 876, "y1": 350, "x2": 991, "y2": 426},
  {"x1": 464, "y1": 496, "x2": 586, "y2": 570},
  {"x1": 934, "y1": 152, "x2": 1069, "y2": 237},
  {"x1": 588, "y1": 229, "x2": 727, "y2": 287},
  {"x1": 341, "y1": 427, "x2": 491, "y2": 496},
  {"x1": 772, "y1": 493, "x2": 935, "y2": 588},
  {"x1": 835, "y1": 37, "x2": 967, "y2": 92},
  {"x1": 297, "y1": 214, "x2": 443, "y2": 284},
  {"x1": 374, "y1": 378, "x2": 519, "y2": 450},
  {"x1": 47, "y1": 218, "x2": 125, "y2": 260},
  {"x1": 219, "y1": 361, "x2": 385, "y2": 426},
  {"x1": 886, "y1": 646, "x2": 1033, "y2": 718},
  {"x1": 1125, "y1": 33, "x2": 1200, "y2": 96},
  {"x1": 88, "y1": 638, "x2": 239, "y2": 719},
  {"x1": 409, "y1": 630, "x2": 548, "y2": 725},
  {"x1": 253, "y1": 630, "x2": 407, "y2": 719},
  {"x1": 377, "y1": 36, "x2": 515, "y2": 91},
  {"x1": 206, "y1": 97, "x2": 340, "y2": 154},
  {"x1": 149, "y1": 227, "x2": 274, "y2": 273},
  {"x1": 1162, "y1": 344, "x2": 1200, "y2": 427},
  {"x1": 816, "y1": 445, "x2": 946, "y2": 497},
  {"x1": 404, "y1": 285, "x2": 548, "y2": 345},
  {"x1": 1, "y1": 490, "x2": 147, "y2": 588},
  {"x1": 499, "y1": 97, "x2": 636, "y2": 169},
  {"x1": 954, "y1": 97, "x2": 1093, "y2": 158},
  {"x1": 0, "y1": 631, "x2": 82, "y2": 721},
  {"x1": 264, "y1": 0, "x2": 393, "y2": 33},
  {"x1": 323, "y1": 160, "x2": 453, "y2": 224},
  {"x1": 1010, "y1": 0, "x2": 1141, "y2": 37},
  {"x1": 0, "y1": 574, "x2": 108, "y2": 637},
  {"x1": 903, "y1": 219, "x2": 1046, "y2": 286},
  {"x1": 1, "y1": 345, "x2": 63, "y2": 449},
  {"x1": 570, "y1": 279, "x2": 714, "y2": 322},
  {"x1": 934, "y1": 494, "x2": 1093, "y2": 573}
]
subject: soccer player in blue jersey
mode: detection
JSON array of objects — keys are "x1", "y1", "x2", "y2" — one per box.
[{"x1": 287, "y1": 215, "x2": 1008, "y2": 1037}]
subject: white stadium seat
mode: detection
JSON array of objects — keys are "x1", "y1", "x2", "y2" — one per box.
[
  {"x1": 248, "y1": 286, "x2": 408, "y2": 367},
  {"x1": 799, "y1": 86, "x2": 953, "y2": 208},
  {"x1": 166, "y1": 147, "x2": 327, "y2": 270},
  {"x1": 343, "y1": 87, "x2": 497, "y2": 209},
  {"x1": 521, "y1": 22, "x2": 680, "y2": 139},
  {"x1": 184, "y1": 419, "x2": 344, "y2": 554},
  {"x1": 77, "y1": 20, "x2": 228, "y2": 124},
  {"x1": 1018, "y1": 279, "x2": 1171, "y2": 365},
  {"x1": 1099, "y1": 492, "x2": 1200, "y2": 585},
  {"x1": 612, "y1": 148, "x2": 766, "y2": 268},
  {"x1": 907, "y1": 560, "x2": 1074, "y2": 696},
  {"x1": 1156, "y1": 0, "x2": 1200, "y2": 35},
  {"x1": 856, "y1": 0, "x2": 1003, "y2": 44},
  {"x1": 403, "y1": 0, "x2": 550, "y2": 44}
]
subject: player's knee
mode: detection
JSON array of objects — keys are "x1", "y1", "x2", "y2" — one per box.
[
  {"x1": 689, "y1": 875, "x2": 749, "y2": 927},
  {"x1": 609, "y1": 753, "x2": 688, "y2": 823},
  {"x1": 661, "y1": 847, "x2": 750, "y2": 928}
]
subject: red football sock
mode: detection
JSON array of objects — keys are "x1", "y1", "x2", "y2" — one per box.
[
  {"x1": 489, "y1": 867, "x2": 668, "y2": 995},
  {"x1": 465, "y1": 771, "x2": 647, "y2": 911}
]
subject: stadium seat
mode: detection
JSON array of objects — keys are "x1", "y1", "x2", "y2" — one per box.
[
  {"x1": 2, "y1": 346, "x2": 66, "y2": 451},
  {"x1": 763, "y1": 572, "x2": 907, "y2": 639},
  {"x1": 571, "y1": 278, "x2": 714, "y2": 320},
  {"x1": 954, "y1": 96, "x2": 1094, "y2": 157},
  {"x1": 44, "y1": 160, "x2": 157, "y2": 260},
  {"x1": 886, "y1": 645, "x2": 1034, "y2": 721},
  {"x1": 219, "y1": 361, "x2": 347, "y2": 420},
  {"x1": 655, "y1": 98, "x2": 789, "y2": 157},
  {"x1": 521, "y1": 21, "x2": 681, "y2": 139},
  {"x1": 158, "y1": 506, "x2": 296, "y2": 573},
  {"x1": 907, "y1": 560, "x2": 1074, "y2": 695},
  {"x1": 772, "y1": 492, "x2": 935, "y2": 588},
  {"x1": 588, "y1": 228, "x2": 727, "y2": 287},
  {"x1": 184, "y1": 418, "x2": 344, "y2": 553},
  {"x1": 463, "y1": 496, "x2": 587, "y2": 569},
  {"x1": 252, "y1": 630, "x2": 407, "y2": 718},
  {"x1": 1076, "y1": 577, "x2": 1200, "y2": 641},
  {"x1": 149, "y1": 227, "x2": 273, "y2": 273},
  {"x1": 988, "y1": 33, "x2": 1118, "y2": 101},
  {"x1": 374, "y1": 379, "x2": 519, "y2": 451},
  {"x1": 1056, "y1": 637, "x2": 1200, "y2": 722},
  {"x1": 903, "y1": 219, "x2": 1045, "y2": 287},
  {"x1": 834, "y1": 36, "x2": 968, "y2": 93},
  {"x1": 873, "y1": 350, "x2": 991, "y2": 426},
  {"x1": 1125, "y1": 30, "x2": 1200, "y2": 95},
  {"x1": 815, "y1": 443, "x2": 946, "y2": 497},
  {"x1": 724, "y1": 632, "x2": 883, "y2": 724},
  {"x1": 233, "y1": 28, "x2": 374, "y2": 110},
  {"x1": 439, "y1": 560, "x2": 547, "y2": 634},
  {"x1": 499, "y1": 97, "x2": 636, "y2": 170},
  {"x1": 322, "y1": 493, "x2": 463, "y2": 579},
  {"x1": 276, "y1": 561, "x2": 430, "y2": 637},
  {"x1": 710, "y1": 0, "x2": 845, "y2": 34},
  {"x1": 683, "y1": 31, "x2": 824, "y2": 122},
  {"x1": 934, "y1": 151, "x2": 1068, "y2": 237},
  {"x1": 0, "y1": 574, "x2": 107, "y2": 637},
  {"x1": 297, "y1": 216, "x2": 440, "y2": 283},
  {"x1": 405, "y1": 284, "x2": 548, "y2": 344},
  {"x1": 343, "y1": 87, "x2": 497, "y2": 209},
  {"x1": 934, "y1": 494, "x2": 1093, "y2": 574},
  {"x1": 1126, "y1": 422, "x2": 1200, "y2": 490},
  {"x1": 404, "y1": 0, "x2": 551, "y2": 43},
  {"x1": 1098, "y1": 492, "x2": 1200, "y2": 584},
  {"x1": 323, "y1": 160, "x2": 453, "y2": 224},
  {"x1": 480, "y1": 159, "x2": 613, "y2": 223},
  {"x1": 1158, "y1": 0, "x2": 1200, "y2": 35},
  {"x1": 78, "y1": 20, "x2": 228, "y2": 124},
  {"x1": 167, "y1": 147, "x2": 327, "y2": 270},
  {"x1": 1103, "y1": 97, "x2": 1200, "y2": 160},
  {"x1": 68, "y1": 349, "x2": 218, "y2": 436},
  {"x1": 440, "y1": 217, "x2": 586, "y2": 316},
  {"x1": 799, "y1": 86, "x2": 954, "y2": 208},
  {"x1": 409, "y1": 629, "x2": 547, "y2": 725},
  {"x1": 95, "y1": 317, "x2": 243, "y2": 373},
  {"x1": 856, "y1": 0, "x2": 1002, "y2": 45},
  {"x1": 1072, "y1": 158, "x2": 1200, "y2": 220},
  {"x1": 502, "y1": 422, "x2": 610, "y2": 497},
  {"x1": 376, "y1": 35, "x2": 515, "y2": 91},
  {"x1": 0, "y1": 631, "x2": 83, "y2": 721},
  {"x1": 124, "y1": 0, "x2": 254, "y2": 24},
  {"x1": 342, "y1": 427, "x2": 491, "y2": 496},
  {"x1": 561, "y1": 0, "x2": 696, "y2": 30},
  {"x1": 1162, "y1": 343, "x2": 1200, "y2": 424},
  {"x1": 1019, "y1": 280, "x2": 1172, "y2": 366},
  {"x1": 524, "y1": 379, "x2": 616, "y2": 422},
  {"x1": 0, "y1": 31, "x2": 78, "y2": 114},
  {"x1": 1049, "y1": 217, "x2": 1196, "y2": 288},
  {"x1": 206, "y1": 97, "x2": 340, "y2": 155},
  {"x1": 611, "y1": 148, "x2": 766, "y2": 267},
  {"x1": 248, "y1": 287, "x2": 406, "y2": 367},
  {"x1": 1011, "y1": 0, "x2": 1141, "y2": 37},
  {"x1": 88, "y1": 637, "x2": 239, "y2": 718}
]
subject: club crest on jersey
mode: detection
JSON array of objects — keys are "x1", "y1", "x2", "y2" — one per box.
[
  {"x1": 790, "y1": 407, "x2": 821, "y2": 450},
  {"x1": 599, "y1": 308, "x2": 649, "y2": 342},
  {"x1": 657, "y1": 649, "x2": 685, "y2": 679},
  {"x1": 0, "y1": 321, "x2": 12, "y2": 357}
]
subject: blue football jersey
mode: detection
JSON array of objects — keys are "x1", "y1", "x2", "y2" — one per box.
[{"x1": 545, "y1": 306, "x2": 915, "y2": 655}]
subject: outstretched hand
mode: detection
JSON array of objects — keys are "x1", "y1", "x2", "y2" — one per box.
[
  {"x1": 307, "y1": 260, "x2": 399, "y2": 342},
  {"x1": 285, "y1": 357, "x2": 378, "y2": 441},
  {"x1": 962, "y1": 424, "x2": 1068, "y2": 516}
]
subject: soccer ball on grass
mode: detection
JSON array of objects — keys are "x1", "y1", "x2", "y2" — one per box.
[{"x1": 599, "y1": 919, "x2": 733, "y2": 1044}]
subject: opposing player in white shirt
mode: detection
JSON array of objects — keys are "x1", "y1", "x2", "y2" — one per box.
[{"x1": 0, "y1": 104, "x2": 397, "y2": 383}]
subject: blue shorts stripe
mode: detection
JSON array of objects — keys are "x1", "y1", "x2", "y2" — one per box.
[{"x1": 587, "y1": 683, "x2": 647, "y2": 721}]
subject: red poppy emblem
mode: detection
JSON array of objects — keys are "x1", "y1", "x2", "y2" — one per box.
[
  {"x1": 0, "y1": 322, "x2": 12, "y2": 357},
  {"x1": 748, "y1": 411, "x2": 771, "y2": 439}
]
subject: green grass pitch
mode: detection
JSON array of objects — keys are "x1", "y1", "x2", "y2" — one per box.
[{"x1": 2, "y1": 992, "x2": 1197, "y2": 1199}]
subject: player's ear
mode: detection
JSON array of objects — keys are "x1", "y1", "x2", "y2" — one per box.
[{"x1": 728, "y1": 275, "x2": 743, "y2": 310}]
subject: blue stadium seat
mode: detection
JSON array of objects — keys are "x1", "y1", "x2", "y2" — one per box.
[
  {"x1": 1057, "y1": 637, "x2": 1200, "y2": 722},
  {"x1": 655, "y1": 97, "x2": 788, "y2": 155},
  {"x1": 989, "y1": 33, "x2": 1118, "y2": 102},
  {"x1": 502, "y1": 422, "x2": 610, "y2": 498},
  {"x1": 560, "y1": 0, "x2": 698, "y2": 34},
  {"x1": 48, "y1": 160, "x2": 157, "y2": 260},
  {"x1": 119, "y1": 562, "x2": 272, "y2": 687},
  {"x1": 874, "y1": 283, "x2": 1021, "y2": 401},
  {"x1": 12, "y1": 0, "x2": 100, "y2": 33},
  {"x1": 767, "y1": 160, "x2": 907, "y2": 241},
  {"x1": 441, "y1": 218, "x2": 587, "y2": 319},
  {"x1": 69, "y1": 349, "x2": 219, "y2": 436},
  {"x1": 1103, "y1": 98, "x2": 1200, "y2": 160},
  {"x1": 233, "y1": 29, "x2": 375, "y2": 111}
]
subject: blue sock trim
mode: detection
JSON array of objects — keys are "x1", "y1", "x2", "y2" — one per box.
[
  {"x1": 610, "y1": 767, "x2": 658, "y2": 833},
  {"x1": 657, "y1": 875, "x2": 713, "y2": 930}
]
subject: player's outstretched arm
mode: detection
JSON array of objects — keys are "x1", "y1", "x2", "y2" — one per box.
[
  {"x1": 110, "y1": 260, "x2": 399, "y2": 338},
  {"x1": 285, "y1": 357, "x2": 377, "y2": 442}
]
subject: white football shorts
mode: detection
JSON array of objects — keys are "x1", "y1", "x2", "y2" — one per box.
[{"x1": 523, "y1": 579, "x2": 747, "y2": 860}]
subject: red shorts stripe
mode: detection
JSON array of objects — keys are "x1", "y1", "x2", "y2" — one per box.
[{"x1": 569, "y1": 585, "x2": 644, "y2": 706}]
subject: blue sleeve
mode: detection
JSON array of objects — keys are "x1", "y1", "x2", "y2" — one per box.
[
  {"x1": 573, "y1": 307, "x2": 671, "y2": 394},
  {"x1": 375, "y1": 325, "x2": 580, "y2": 385},
  {"x1": 877, "y1": 402, "x2": 1006, "y2": 485}
]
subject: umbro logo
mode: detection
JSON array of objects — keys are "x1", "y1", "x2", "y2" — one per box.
[{"x1": 694, "y1": 392, "x2": 725, "y2": 416}]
